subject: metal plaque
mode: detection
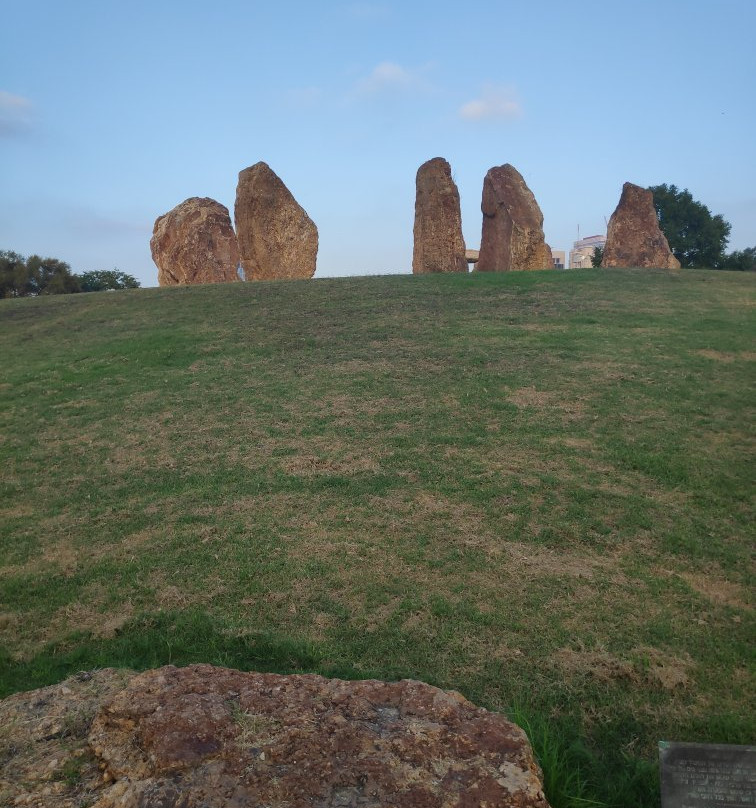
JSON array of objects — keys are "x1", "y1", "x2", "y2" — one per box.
[{"x1": 659, "y1": 741, "x2": 756, "y2": 807}]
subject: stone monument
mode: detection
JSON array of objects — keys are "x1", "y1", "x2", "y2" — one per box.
[
  {"x1": 151, "y1": 197, "x2": 240, "y2": 286},
  {"x1": 477, "y1": 164, "x2": 552, "y2": 272},
  {"x1": 234, "y1": 162, "x2": 319, "y2": 281},
  {"x1": 412, "y1": 157, "x2": 467, "y2": 274},
  {"x1": 602, "y1": 182, "x2": 680, "y2": 269}
]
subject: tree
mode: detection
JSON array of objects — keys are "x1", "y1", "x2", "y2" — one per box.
[
  {"x1": 0, "y1": 252, "x2": 143, "y2": 297},
  {"x1": 25, "y1": 255, "x2": 81, "y2": 295},
  {"x1": 720, "y1": 247, "x2": 756, "y2": 272},
  {"x1": 0, "y1": 250, "x2": 29, "y2": 298},
  {"x1": 78, "y1": 269, "x2": 140, "y2": 291},
  {"x1": 591, "y1": 246, "x2": 604, "y2": 268},
  {"x1": 649, "y1": 184, "x2": 731, "y2": 268}
]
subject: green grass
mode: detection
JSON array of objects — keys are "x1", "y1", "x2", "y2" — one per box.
[{"x1": 1, "y1": 268, "x2": 754, "y2": 806}]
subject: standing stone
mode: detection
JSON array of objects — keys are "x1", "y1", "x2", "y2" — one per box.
[
  {"x1": 151, "y1": 197, "x2": 240, "y2": 286},
  {"x1": 234, "y1": 162, "x2": 318, "y2": 281},
  {"x1": 477, "y1": 164, "x2": 552, "y2": 272},
  {"x1": 602, "y1": 182, "x2": 680, "y2": 269},
  {"x1": 412, "y1": 157, "x2": 467, "y2": 274}
]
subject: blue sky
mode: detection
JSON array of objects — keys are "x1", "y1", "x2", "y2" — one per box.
[{"x1": 2, "y1": 0, "x2": 754, "y2": 286}]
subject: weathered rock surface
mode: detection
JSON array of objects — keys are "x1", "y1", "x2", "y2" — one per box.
[
  {"x1": 151, "y1": 197, "x2": 240, "y2": 286},
  {"x1": 412, "y1": 157, "x2": 467, "y2": 274},
  {"x1": 0, "y1": 668, "x2": 134, "y2": 808},
  {"x1": 235, "y1": 162, "x2": 318, "y2": 281},
  {"x1": 477, "y1": 165, "x2": 552, "y2": 272},
  {"x1": 602, "y1": 182, "x2": 680, "y2": 269},
  {"x1": 0, "y1": 664, "x2": 551, "y2": 808}
]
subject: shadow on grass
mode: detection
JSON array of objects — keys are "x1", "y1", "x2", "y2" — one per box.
[{"x1": 0, "y1": 609, "x2": 363, "y2": 697}]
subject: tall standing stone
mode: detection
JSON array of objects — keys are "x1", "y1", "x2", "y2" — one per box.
[
  {"x1": 151, "y1": 197, "x2": 240, "y2": 286},
  {"x1": 412, "y1": 157, "x2": 467, "y2": 274},
  {"x1": 477, "y1": 164, "x2": 552, "y2": 272},
  {"x1": 234, "y1": 162, "x2": 318, "y2": 281},
  {"x1": 602, "y1": 182, "x2": 681, "y2": 269}
]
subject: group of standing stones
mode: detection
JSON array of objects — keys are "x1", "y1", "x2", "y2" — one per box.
[
  {"x1": 150, "y1": 162, "x2": 318, "y2": 287},
  {"x1": 412, "y1": 159, "x2": 553, "y2": 275},
  {"x1": 151, "y1": 159, "x2": 678, "y2": 286},
  {"x1": 412, "y1": 159, "x2": 678, "y2": 274}
]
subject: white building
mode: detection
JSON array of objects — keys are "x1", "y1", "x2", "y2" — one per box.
[
  {"x1": 551, "y1": 250, "x2": 566, "y2": 269},
  {"x1": 569, "y1": 235, "x2": 606, "y2": 268}
]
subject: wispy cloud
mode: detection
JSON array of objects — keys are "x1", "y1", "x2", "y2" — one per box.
[
  {"x1": 459, "y1": 85, "x2": 522, "y2": 122},
  {"x1": 355, "y1": 61, "x2": 433, "y2": 95},
  {"x1": 0, "y1": 90, "x2": 34, "y2": 137}
]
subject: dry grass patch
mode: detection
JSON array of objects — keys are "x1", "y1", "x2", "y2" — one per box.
[
  {"x1": 306, "y1": 393, "x2": 415, "y2": 422},
  {"x1": 506, "y1": 386, "x2": 587, "y2": 421},
  {"x1": 501, "y1": 542, "x2": 616, "y2": 582},
  {"x1": 555, "y1": 645, "x2": 694, "y2": 691},
  {"x1": 677, "y1": 569, "x2": 751, "y2": 609},
  {"x1": 149, "y1": 570, "x2": 229, "y2": 611},
  {"x1": 0, "y1": 524, "x2": 166, "y2": 581},
  {"x1": 6, "y1": 586, "x2": 138, "y2": 660},
  {"x1": 695, "y1": 349, "x2": 756, "y2": 363},
  {"x1": 515, "y1": 323, "x2": 569, "y2": 332},
  {"x1": 282, "y1": 452, "x2": 381, "y2": 477}
]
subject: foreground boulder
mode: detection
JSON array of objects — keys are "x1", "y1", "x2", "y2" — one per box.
[
  {"x1": 477, "y1": 164, "x2": 552, "y2": 272},
  {"x1": 412, "y1": 157, "x2": 467, "y2": 274},
  {"x1": 0, "y1": 664, "x2": 551, "y2": 808},
  {"x1": 151, "y1": 197, "x2": 240, "y2": 286},
  {"x1": 235, "y1": 162, "x2": 319, "y2": 281},
  {"x1": 602, "y1": 182, "x2": 680, "y2": 269}
]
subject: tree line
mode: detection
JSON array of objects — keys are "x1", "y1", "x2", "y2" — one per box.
[{"x1": 0, "y1": 251, "x2": 140, "y2": 298}]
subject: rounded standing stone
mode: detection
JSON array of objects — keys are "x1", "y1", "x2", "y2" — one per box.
[{"x1": 151, "y1": 197, "x2": 240, "y2": 286}]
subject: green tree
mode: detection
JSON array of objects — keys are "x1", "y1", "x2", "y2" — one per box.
[
  {"x1": 649, "y1": 184, "x2": 731, "y2": 268},
  {"x1": 78, "y1": 269, "x2": 140, "y2": 291},
  {"x1": 591, "y1": 246, "x2": 604, "y2": 268},
  {"x1": 0, "y1": 250, "x2": 29, "y2": 298},
  {"x1": 720, "y1": 247, "x2": 756, "y2": 271},
  {"x1": 25, "y1": 255, "x2": 81, "y2": 295}
]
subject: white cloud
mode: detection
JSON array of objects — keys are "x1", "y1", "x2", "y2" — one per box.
[
  {"x1": 0, "y1": 90, "x2": 34, "y2": 136},
  {"x1": 459, "y1": 85, "x2": 522, "y2": 122},
  {"x1": 356, "y1": 61, "x2": 432, "y2": 95}
]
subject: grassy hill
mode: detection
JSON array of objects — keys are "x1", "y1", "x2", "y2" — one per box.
[{"x1": 1, "y1": 268, "x2": 753, "y2": 806}]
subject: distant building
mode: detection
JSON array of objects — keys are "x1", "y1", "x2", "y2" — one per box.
[
  {"x1": 569, "y1": 235, "x2": 606, "y2": 268},
  {"x1": 551, "y1": 250, "x2": 566, "y2": 269}
]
